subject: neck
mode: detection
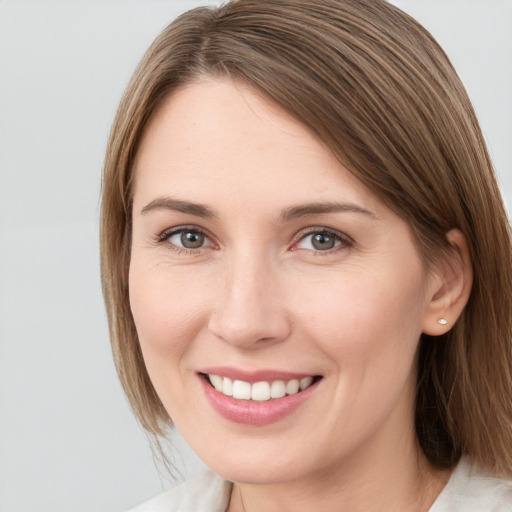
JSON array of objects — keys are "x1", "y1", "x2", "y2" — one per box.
[{"x1": 227, "y1": 429, "x2": 451, "y2": 512}]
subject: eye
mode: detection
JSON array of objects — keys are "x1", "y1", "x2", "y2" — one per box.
[
  {"x1": 173, "y1": 230, "x2": 205, "y2": 249},
  {"x1": 294, "y1": 229, "x2": 351, "y2": 252},
  {"x1": 159, "y1": 227, "x2": 213, "y2": 251}
]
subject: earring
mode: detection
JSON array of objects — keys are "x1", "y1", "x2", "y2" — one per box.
[{"x1": 437, "y1": 318, "x2": 448, "y2": 325}]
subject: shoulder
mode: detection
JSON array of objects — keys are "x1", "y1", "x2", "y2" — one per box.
[
  {"x1": 127, "y1": 470, "x2": 232, "y2": 512},
  {"x1": 430, "y1": 456, "x2": 512, "y2": 512}
]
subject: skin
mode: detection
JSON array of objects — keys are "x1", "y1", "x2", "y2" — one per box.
[{"x1": 129, "y1": 78, "x2": 470, "y2": 511}]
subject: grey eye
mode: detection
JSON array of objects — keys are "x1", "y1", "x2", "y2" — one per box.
[
  {"x1": 311, "y1": 233, "x2": 336, "y2": 250},
  {"x1": 167, "y1": 229, "x2": 208, "y2": 249},
  {"x1": 180, "y1": 231, "x2": 205, "y2": 249},
  {"x1": 296, "y1": 230, "x2": 345, "y2": 251}
]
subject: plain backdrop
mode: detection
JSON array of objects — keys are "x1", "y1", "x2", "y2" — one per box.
[{"x1": 0, "y1": 1, "x2": 511, "y2": 510}]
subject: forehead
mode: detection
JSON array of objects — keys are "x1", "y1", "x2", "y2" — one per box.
[{"x1": 132, "y1": 78, "x2": 381, "y2": 216}]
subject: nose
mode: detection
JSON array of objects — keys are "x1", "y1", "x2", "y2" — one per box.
[{"x1": 207, "y1": 253, "x2": 292, "y2": 349}]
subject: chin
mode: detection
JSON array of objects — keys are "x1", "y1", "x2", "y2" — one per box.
[
  {"x1": 207, "y1": 457, "x2": 307, "y2": 485},
  {"x1": 187, "y1": 432, "x2": 324, "y2": 485}
]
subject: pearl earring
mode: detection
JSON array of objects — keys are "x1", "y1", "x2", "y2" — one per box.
[{"x1": 437, "y1": 318, "x2": 448, "y2": 325}]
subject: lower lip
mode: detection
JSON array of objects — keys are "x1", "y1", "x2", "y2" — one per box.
[{"x1": 200, "y1": 376, "x2": 320, "y2": 426}]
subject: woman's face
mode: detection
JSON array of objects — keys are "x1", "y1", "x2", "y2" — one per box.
[{"x1": 129, "y1": 78, "x2": 439, "y2": 484}]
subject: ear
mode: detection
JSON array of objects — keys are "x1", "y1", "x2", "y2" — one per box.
[{"x1": 422, "y1": 229, "x2": 473, "y2": 336}]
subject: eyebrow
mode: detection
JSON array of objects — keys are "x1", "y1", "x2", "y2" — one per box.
[
  {"x1": 140, "y1": 197, "x2": 215, "y2": 218},
  {"x1": 280, "y1": 201, "x2": 377, "y2": 221},
  {"x1": 140, "y1": 196, "x2": 376, "y2": 221}
]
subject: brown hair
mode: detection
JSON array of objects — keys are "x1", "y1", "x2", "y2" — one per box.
[{"x1": 101, "y1": 0, "x2": 512, "y2": 475}]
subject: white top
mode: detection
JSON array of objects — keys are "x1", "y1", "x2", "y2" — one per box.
[{"x1": 128, "y1": 457, "x2": 512, "y2": 512}]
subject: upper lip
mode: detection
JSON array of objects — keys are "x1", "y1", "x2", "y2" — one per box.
[{"x1": 198, "y1": 366, "x2": 320, "y2": 383}]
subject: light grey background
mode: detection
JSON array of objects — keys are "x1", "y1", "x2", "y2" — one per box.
[{"x1": 0, "y1": 1, "x2": 511, "y2": 511}]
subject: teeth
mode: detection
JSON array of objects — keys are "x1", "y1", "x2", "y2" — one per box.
[
  {"x1": 270, "y1": 380, "x2": 286, "y2": 399},
  {"x1": 232, "y1": 380, "x2": 251, "y2": 400},
  {"x1": 285, "y1": 379, "x2": 300, "y2": 395},
  {"x1": 251, "y1": 381, "x2": 271, "y2": 401},
  {"x1": 222, "y1": 377, "x2": 233, "y2": 396},
  {"x1": 208, "y1": 374, "x2": 316, "y2": 402},
  {"x1": 209, "y1": 374, "x2": 223, "y2": 392},
  {"x1": 300, "y1": 376, "x2": 313, "y2": 390}
]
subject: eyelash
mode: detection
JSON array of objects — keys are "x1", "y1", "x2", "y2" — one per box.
[
  {"x1": 292, "y1": 228, "x2": 354, "y2": 255},
  {"x1": 156, "y1": 226, "x2": 213, "y2": 255},
  {"x1": 156, "y1": 226, "x2": 353, "y2": 255}
]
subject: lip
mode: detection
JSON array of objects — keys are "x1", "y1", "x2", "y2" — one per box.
[
  {"x1": 199, "y1": 371, "x2": 322, "y2": 426},
  {"x1": 199, "y1": 366, "x2": 315, "y2": 384}
]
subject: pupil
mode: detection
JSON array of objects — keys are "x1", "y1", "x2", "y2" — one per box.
[
  {"x1": 312, "y1": 233, "x2": 335, "y2": 250},
  {"x1": 181, "y1": 231, "x2": 204, "y2": 249}
]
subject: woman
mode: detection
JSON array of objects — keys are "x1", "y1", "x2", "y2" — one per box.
[{"x1": 100, "y1": 0, "x2": 512, "y2": 510}]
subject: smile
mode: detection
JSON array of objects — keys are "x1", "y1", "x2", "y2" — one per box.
[
  {"x1": 199, "y1": 369, "x2": 323, "y2": 426},
  {"x1": 206, "y1": 374, "x2": 315, "y2": 402}
]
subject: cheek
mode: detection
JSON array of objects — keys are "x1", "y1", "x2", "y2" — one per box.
[
  {"x1": 127, "y1": 261, "x2": 217, "y2": 421},
  {"x1": 291, "y1": 271, "x2": 426, "y2": 447},
  {"x1": 292, "y1": 265, "x2": 426, "y2": 381},
  {"x1": 128, "y1": 262, "x2": 210, "y2": 368}
]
